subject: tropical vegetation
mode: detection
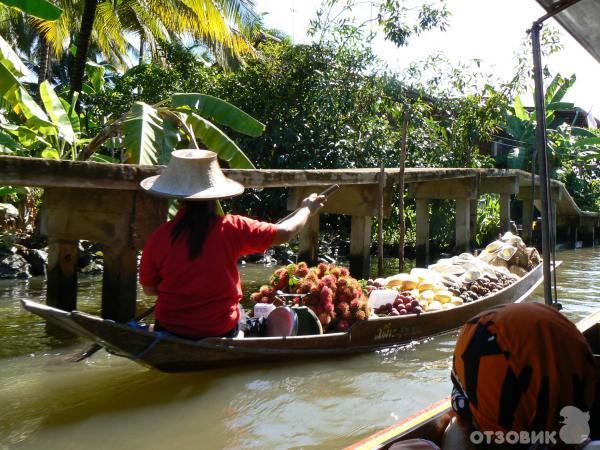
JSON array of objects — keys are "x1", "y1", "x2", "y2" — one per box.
[{"x1": 1, "y1": 0, "x2": 599, "y2": 255}]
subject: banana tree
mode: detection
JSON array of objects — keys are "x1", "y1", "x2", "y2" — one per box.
[
  {"x1": 78, "y1": 93, "x2": 265, "y2": 169},
  {"x1": 501, "y1": 73, "x2": 580, "y2": 170}
]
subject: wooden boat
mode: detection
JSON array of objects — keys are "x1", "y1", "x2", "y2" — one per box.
[
  {"x1": 22, "y1": 262, "x2": 552, "y2": 372},
  {"x1": 345, "y1": 307, "x2": 600, "y2": 450}
]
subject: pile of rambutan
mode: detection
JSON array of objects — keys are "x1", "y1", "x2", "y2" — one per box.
[{"x1": 248, "y1": 262, "x2": 371, "y2": 333}]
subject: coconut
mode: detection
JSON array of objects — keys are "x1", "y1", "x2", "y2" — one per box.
[
  {"x1": 509, "y1": 265, "x2": 528, "y2": 278},
  {"x1": 489, "y1": 255, "x2": 509, "y2": 268},
  {"x1": 457, "y1": 252, "x2": 476, "y2": 261},
  {"x1": 440, "y1": 273, "x2": 462, "y2": 290},
  {"x1": 508, "y1": 246, "x2": 529, "y2": 269},
  {"x1": 442, "y1": 303, "x2": 456, "y2": 309},
  {"x1": 485, "y1": 240, "x2": 504, "y2": 254},
  {"x1": 497, "y1": 244, "x2": 517, "y2": 261},
  {"x1": 461, "y1": 269, "x2": 483, "y2": 283},
  {"x1": 434, "y1": 265, "x2": 466, "y2": 277},
  {"x1": 477, "y1": 250, "x2": 495, "y2": 263},
  {"x1": 500, "y1": 232, "x2": 526, "y2": 249},
  {"x1": 526, "y1": 247, "x2": 541, "y2": 269}
]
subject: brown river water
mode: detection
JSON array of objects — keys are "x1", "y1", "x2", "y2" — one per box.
[{"x1": 0, "y1": 248, "x2": 598, "y2": 450}]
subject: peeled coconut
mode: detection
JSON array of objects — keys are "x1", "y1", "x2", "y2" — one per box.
[{"x1": 485, "y1": 240, "x2": 504, "y2": 254}]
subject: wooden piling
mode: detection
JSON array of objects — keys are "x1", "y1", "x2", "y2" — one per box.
[
  {"x1": 377, "y1": 162, "x2": 385, "y2": 277},
  {"x1": 455, "y1": 198, "x2": 471, "y2": 253},
  {"x1": 500, "y1": 193, "x2": 511, "y2": 233},
  {"x1": 298, "y1": 214, "x2": 319, "y2": 265},
  {"x1": 101, "y1": 244, "x2": 137, "y2": 322},
  {"x1": 415, "y1": 198, "x2": 429, "y2": 267},
  {"x1": 398, "y1": 108, "x2": 409, "y2": 273},
  {"x1": 522, "y1": 199, "x2": 533, "y2": 243},
  {"x1": 350, "y1": 216, "x2": 372, "y2": 278},
  {"x1": 46, "y1": 240, "x2": 78, "y2": 312}
]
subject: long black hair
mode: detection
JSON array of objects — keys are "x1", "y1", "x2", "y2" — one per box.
[{"x1": 171, "y1": 200, "x2": 217, "y2": 259}]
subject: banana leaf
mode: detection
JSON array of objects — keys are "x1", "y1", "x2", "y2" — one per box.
[
  {"x1": 121, "y1": 102, "x2": 163, "y2": 165},
  {"x1": 172, "y1": 93, "x2": 265, "y2": 137},
  {"x1": 0, "y1": 35, "x2": 31, "y2": 77},
  {"x1": 186, "y1": 112, "x2": 254, "y2": 169},
  {"x1": 0, "y1": 0, "x2": 62, "y2": 20},
  {"x1": 40, "y1": 81, "x2": 74, "y2": 144},
  {"x1": 0, "y1": 61, "x2": 55, "y2": 133}
]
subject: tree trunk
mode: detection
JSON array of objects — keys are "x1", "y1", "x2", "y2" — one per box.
[
  {"x1": 69, "y1": 0, "x2": 98, "y2": 101},
  {"x1": 38, "y1": 35, "x2": 50, "y2": 86}
]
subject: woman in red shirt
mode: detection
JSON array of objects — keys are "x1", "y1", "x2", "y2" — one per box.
[{"x1": 139, "y1": 149, "x2": 326, "y2": 339}]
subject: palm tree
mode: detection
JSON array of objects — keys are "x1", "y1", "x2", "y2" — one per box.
[
  {"x1": 37, "y1": 0, "x2": 259, "y2": 99},
  {"x1": 1, "y1": 0, "x2": 260, "y2": 97}
]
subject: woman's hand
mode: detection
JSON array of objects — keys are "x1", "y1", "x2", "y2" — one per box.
[
  {"x1": 301, "y1": 193, "x2": 327, "y2": 216},
  {"x1": 273, "y1": 193, "x2": 327, "y2": 245}
]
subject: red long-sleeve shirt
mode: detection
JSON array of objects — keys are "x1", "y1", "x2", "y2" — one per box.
[{"x1": 140, "y1": 211, "x2": 277, "y2": 338}]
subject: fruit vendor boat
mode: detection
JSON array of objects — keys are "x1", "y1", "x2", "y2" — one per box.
[
  {"x1": 21, "y1": 261, "x2": 553, "y2": 373},
  {"x1": 343, "y1": 308, "x2": 600, "y2": 450}
]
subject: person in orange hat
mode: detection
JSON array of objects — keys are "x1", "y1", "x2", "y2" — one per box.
[
  {"x1": 138, "y1": 149, "x2": 326, "y2": 339},
  {"x1": 443, "y1": 302, "x2": 597, "y2": 449}
]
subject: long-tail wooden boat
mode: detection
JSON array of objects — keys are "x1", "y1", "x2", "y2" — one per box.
[
  {"x1": 345, "y1": 307, "x2": 600, "y2": 450},
  {"x1": 22, "y1": 262, "x2": 553, "y2": 372}
]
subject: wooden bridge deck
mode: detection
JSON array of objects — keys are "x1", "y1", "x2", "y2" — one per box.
[{"x1": 1, "y1": 155, "x2": 598, "y2": 321}]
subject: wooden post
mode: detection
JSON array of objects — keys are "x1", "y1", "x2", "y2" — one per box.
[
  {"x1": 350, "y1": 216, "x2": 372, "y2": 279},
  {"x1": 46, "y1": 240, "x2": 79, "y2": 312},
  {"x1": 522, "y1": 199, "x2": 533, "y2": 243},
  {"x1": 455, "y1": 198, "x2": 471, "y2": 253},
  {"x1": 415, "y1": 198, "x2": 429, "y2": 267},
  {"x1": 500, "y1": 193, "x2": 511, "y2": 233},
  {"x1": 469, "y1": 199, "x2": 478, "y2": 245},
  {"x1": 377, "y1": 162, "x2": 385, "y2": 277},
  {"x1": 550, "y1": 198, "x2": 557, "y2": 250},
  {"x1": 102, "y1": 244, "x2": 138, "y2": 322},
  {"x1": 567, "y1": 222, "x2": 578, "y2": 249},
  {"x1": 398, "y1": 108, "x2": 409, "y2": 273},
  {"x1": 298, "y1": 214, "x2": 319, "y2": 265}
]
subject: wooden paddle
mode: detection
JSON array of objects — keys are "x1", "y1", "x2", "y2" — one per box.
[
  {"x1": 64, "y1": 305, "x2": 156, "y2": 362},
  {"x1": 275, "y1": 184, "x2": 339, "y2": 224},
  {"x1": 67, "y1": 184, "x2": 339, "y2": 362}
]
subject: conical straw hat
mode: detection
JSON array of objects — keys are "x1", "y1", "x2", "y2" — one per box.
[{"x1": 140, "y1": 149, "x2": 244, "y2": 200}]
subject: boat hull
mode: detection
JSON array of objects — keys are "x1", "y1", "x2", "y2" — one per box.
[{"x1": 22, "y1": 263, "x2": 549, "y2": 372}]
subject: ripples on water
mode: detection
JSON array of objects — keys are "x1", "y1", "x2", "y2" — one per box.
[{"x1": 0, "y1": 249, "x2": 598, "y2": 450}]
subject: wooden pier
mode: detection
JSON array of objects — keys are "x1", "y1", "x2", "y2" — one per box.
[{"x1": 1, "y1": 155, "x2": 599, "y2": 322}]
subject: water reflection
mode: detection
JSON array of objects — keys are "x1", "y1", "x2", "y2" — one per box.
[{"x1": 0, "y1": 248, "x2": 598, "y2": 449}]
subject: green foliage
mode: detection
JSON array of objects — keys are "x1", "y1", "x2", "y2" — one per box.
[
  {"x1": 0, "y1": 0, "x2": 62, "y2": 20},
  {"x1": 475, "y1": 195, "x2": 500, "y2": 246}
]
